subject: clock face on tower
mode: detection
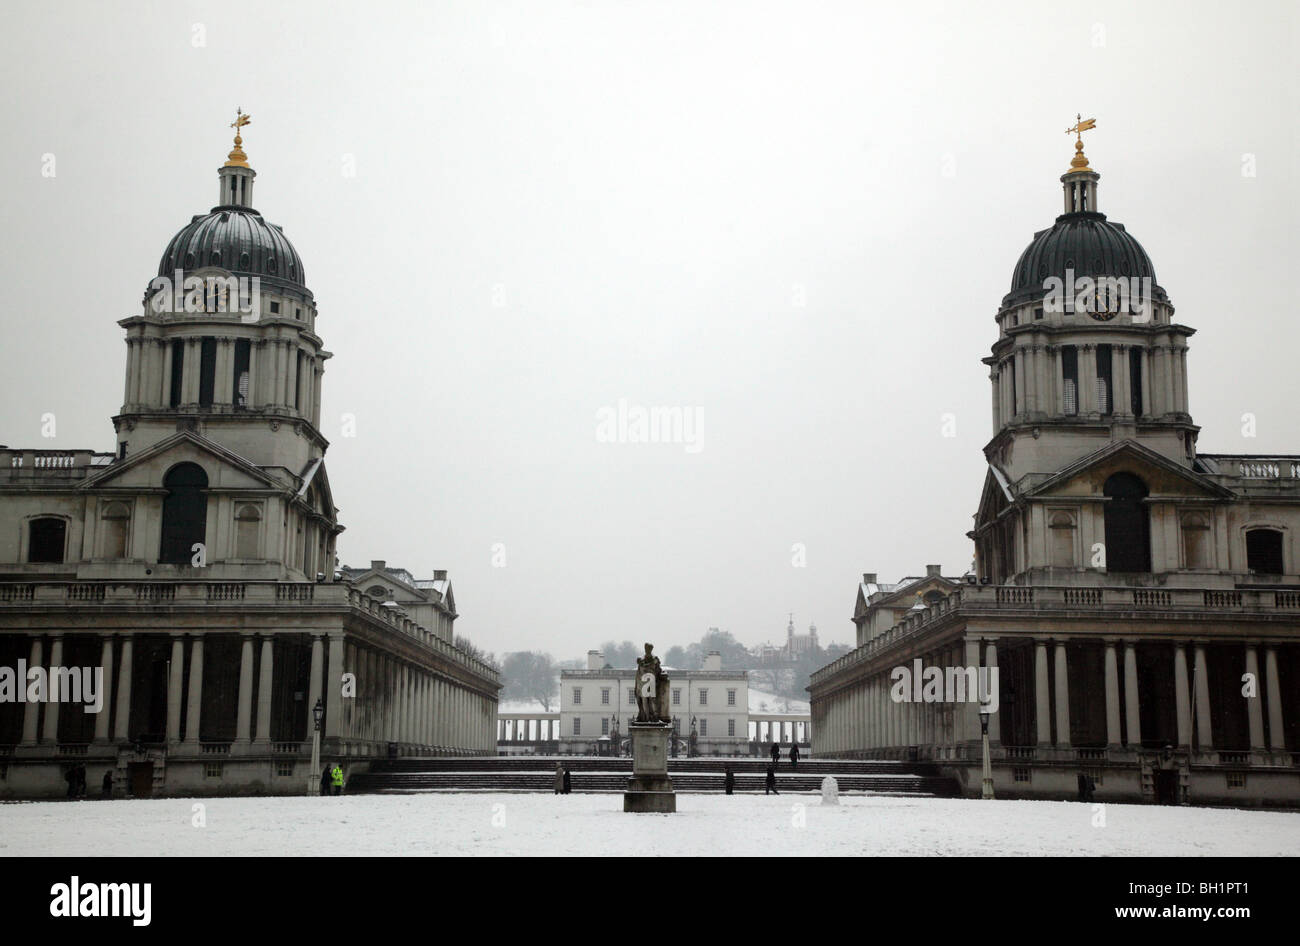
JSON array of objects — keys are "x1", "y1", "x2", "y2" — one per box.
[{"x1": 1089, "y1": 309, "x2": 1118, "y2": 322}]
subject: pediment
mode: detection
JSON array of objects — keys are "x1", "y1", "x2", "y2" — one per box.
[
  {"x1": 81, "y1": 431, "x2": 280, "y2": 492},
  {"x1": 1026, "y1": 440, "x2": 1234, "y2": 500}
]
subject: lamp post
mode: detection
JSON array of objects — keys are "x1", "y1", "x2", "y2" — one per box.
[
  {"x1": 979, "y1": 700, "x2": 994, "y2": 800},
  {"x1": 309, "y1": 698, "x2": 324, "y2": 796}
]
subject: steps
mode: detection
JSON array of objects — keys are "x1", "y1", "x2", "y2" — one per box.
[{"x1": 347, "y1": 756, "x2": 960, "y2": 797}]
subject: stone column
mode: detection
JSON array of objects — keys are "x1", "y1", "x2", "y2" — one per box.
[
  {"x1": 184, "y1": 635, "x2": 204, "y2": 745},
  {"x1": 1124, "y1": 641, "x2": 1142, "y2": 748},
  {"x1": 1162, "y1": 344, "x2": 1175, "y2": 417},
  {"x1": 160, "y1": 340, "x2": 174, "y2": 406},
  {"x1": 1013, "y1": 348, "x2": 1026, "y2": 416},
  {"x1": 984, "y1": 641, "x2": 1000, "y2": 744},
  {"x1": 94, "y1": 635, "x2": 114, "y2": 743},
  {"x1": 235, "y1": 634, "x2": 255, "y2": 746},
  {"x1": 1264, "y1": 646, "x2": 1285, "y2": 751},
  {"x1": 43, "y1": 636, "x2": 64, "y2": 744},
  {"x1": 307, "y1": 635, "x2": 323, "y2": 738},
  {"x1": 21, "y1": 637, "x2": 43, "y2": 745},
  {"x1": 214, "y1": 338, "x2": 232, "y2": 404},
  {"x1": 1244, "y1": 644, "x2": 1265, "y2": 751},
  {"x1": 163, "y1": 635, "x2": 184, "y2": 744},
  {"x1": 1173, "y1": 642, "x2": 1192, "y2": 748},
  {"x1": 325, "y1": 634, "x2": 345, "y2": 741},
  {"x1": 1193, "y1": 643, "x2": 1213, "y2": 751},
  {"x1": 1103, "y1": 640, "x2": 1121, "y2": 747},
  {"x1": 123, "y1": 337, "x2": 138, "y2": 406},
  {"x1": 1034, "y1": 640, "x2": 1051, "y2": 746},
  {"x1": 1053, "y1": 640, "x2": 1071, "y2": 747},
  {"x1": 114, "y1": 637, "x2": 133, "y2": 742}
]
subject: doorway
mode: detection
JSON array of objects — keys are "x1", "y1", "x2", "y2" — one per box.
[
  {"x1": 1153, "y1": 768, "x2": 1179, "y2": 805},
  {"x1": 128, "y1": 762, "x2": 154, "y2": 798}
]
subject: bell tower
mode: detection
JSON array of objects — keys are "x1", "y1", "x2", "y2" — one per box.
[
  {"x1": 113, "y1": 111, "x2": 331, "y2": 477},
  {"x1": 982, "y1": 117, "x2": 1198, "y2": 487}
]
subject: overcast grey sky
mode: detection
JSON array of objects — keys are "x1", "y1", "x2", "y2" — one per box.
[{"x1": 1, "y1": 0, "x2": 1296, "y2": 658}]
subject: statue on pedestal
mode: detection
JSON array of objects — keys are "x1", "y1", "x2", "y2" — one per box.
[{"x1": 634, "y1": 643, "x2": 671, "y2": 724}]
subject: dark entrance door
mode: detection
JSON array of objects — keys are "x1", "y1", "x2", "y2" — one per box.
[
  {"x1": 128, "y1": 762, "x2": 154, "y2": 798},
  {"x1": 1103, "y1": 473, "x2": 1151, "y2": 572},
  {"x1": 1153, "y1": 769, "x2": 1179, "y2": 805}
]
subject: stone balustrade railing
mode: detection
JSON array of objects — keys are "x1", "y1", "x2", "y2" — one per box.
[
  {"x1": 810, "y1": 583, "x2": 1300, "y2": 687},
  {"x1": 0, "y1": 579, "x2": 500, "y2": 684}
]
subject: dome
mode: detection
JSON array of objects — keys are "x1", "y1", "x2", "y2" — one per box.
[
  {"x1": 158, "y1": 206, "x2": 310, "y2": 297},
  {"x1": 1003, "y1": 211, "x2": 1161, "y2": 309}
]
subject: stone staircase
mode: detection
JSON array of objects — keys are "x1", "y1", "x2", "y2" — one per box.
[{"x1": 347, "y1": 756, "x2": 960, "y2": 797}]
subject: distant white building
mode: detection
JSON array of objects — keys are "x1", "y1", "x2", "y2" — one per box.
[{"x1": 559, "y1": 650, "x2": 750, "y2": 756}]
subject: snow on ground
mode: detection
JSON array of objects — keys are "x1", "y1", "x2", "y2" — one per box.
[{"x1": 2, "y1": 793, "x2": 1295, "y2": 856}]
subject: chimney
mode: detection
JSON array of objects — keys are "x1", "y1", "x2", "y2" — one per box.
[
  {"x1": 587, "y1": 650, "x2": 605, "y2": 671},
  {"x1": 926, "y1": 564, "x2": 942, "y2": 578},
  {"x1": 433, "y1": 569, "x2": 448, "y2": 581},
  {"x1": 863, "y1": 572, "x2": 877, "y2": 584},
  {"x1": 371, "y1": 560, "x2": 386, "y2": 572},
  {"x1": 702, "y1": 651, "x2": 722, "y2": 671}
]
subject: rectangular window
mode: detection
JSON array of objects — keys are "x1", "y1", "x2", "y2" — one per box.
[
  {"x1": 198, "y1": 337, "x2": 217, "y2": 407},
  {"x1": 672, "y1": 688, "x2": 681, "y2": 705},
  {"x1": 232, "y1": 338, "x2": 251, "y2": 407},
  {"x1": 601, "y1": 718, "x2": 609, "y2": 735},
  {"x1": 699, "y1": 718, "x2": 708, "y2": 737},
  {"x1": 601, "y1": 688, "x2": 610, "y2": 705},
  {"x1": 572, "y1": 688, "x2": 581, "y2": 706},
  {"x1": 728, "y1": 719, "x2": 736, "y2": 737},
  {"x1": 1129, "y1": 346, "x2": 1143, "y2": 415},
  {"x1": 169, "y1": 339, "x2": 185, "y2": 406},
  {"x1": 1013, "y1": 767, "x2": 1032, "y2": 783},
  {"x1": 699, "y1": 689, "x2": 707, "y2": 706},
  {"x1": 204, "y1": 762, "x2": 222, "y2": 779},
  {"x1": 270, "y1": 301, "x2": 280, "y2": 314},
  {"x1": 294, "y1": 351, "x2": 304, "y2": 410},
  {"x1": 1227, "y1": 772, "x2": 1246, "y2": 789},
  {"x1": 1009, "y1": 359, "x2": 1018, "y2": 415},
  {"x1": 628, "y1": 688, "x2": 635, "y2": 705},
  {"x1": 1061, "y1": 346, "x2": 1078, "y2": 415},
  {"x1": 275, "y1": 761, "x2": 294, "y2": 777},
  {"x1": 572, "y1": 718, "x2": 581, "y2": 736},
  {"x1": 1096, "y1": 344, "x2": 1112, "y2": 415},
  {"x1": 1034, "y1": 306, "x2": 1044, "y2": 320},
  {"x1": 727, "y1": 689, "x2": 736, "y2": 706}
]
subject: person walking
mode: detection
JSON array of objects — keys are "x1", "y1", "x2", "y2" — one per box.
[
  {"x1": 330, "y1": 762, "x2": 344, "y2": 796},
  {"x1": 320, "y1": 764, "x2": 333, "y2": 796},
  {"x1": 101, "y1": 768, "x2": 113, "y2": 799},
  {"x1": 765, "y1": 762, "x2": 778, "y2": 795},
  {"x1": 724, "y1": 764, "x2": 735, "y2": 796},
  {"x1": 554, "y1": 761, "x2": 564, "y2": 795},
  {"x1": 789, "y1": 743, "x2": 800, "y2": 769},
  {"x1": 562, "y1": 766, "x2": 572, "y2": 795},
  {"x1": 769, "y1": 740, "x2": 780, "y2": 764}
]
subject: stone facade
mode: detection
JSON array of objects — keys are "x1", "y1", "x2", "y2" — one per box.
[
  {"x1": 559, "y1": 650, "x2": 750, "y2": 755},
  {"x1": 809, "y1": 141, "x2": 1300, "y2": 807},
  {"x1": 0, "y1": 129, "x2": 499, "y2": 799}
]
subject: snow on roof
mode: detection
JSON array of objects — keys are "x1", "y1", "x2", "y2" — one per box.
[{"x1": 748, "y1": 688, "x2": 810, "y2": 715}]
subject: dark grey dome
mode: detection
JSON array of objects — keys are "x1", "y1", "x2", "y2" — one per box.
[
  {"x1": 1004, "y1": 211, "x2": 1161, "y2": 308},
  {"x1": 158, "y1": 206, "x2": 309, "y2": 296}
]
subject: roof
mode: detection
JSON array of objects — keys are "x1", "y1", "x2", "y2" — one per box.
[{"x1": 157, "y1": 206, "x2": 310, "y2": 297}]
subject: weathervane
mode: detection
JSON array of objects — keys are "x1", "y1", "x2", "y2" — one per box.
[
  {"x1": 225, "y1": 107, "x2": 252, "y2": 168},
  {"x1": 1065, "y1": 114, "x2": 1096, "y2": 172}
]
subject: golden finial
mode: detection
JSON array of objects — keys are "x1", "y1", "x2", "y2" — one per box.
[
  {"x1": 1065, "y1": 114, "x2": 1096, "y2": 173},
  {"x1": 224, "y1": 108, "x2": 252, "y2": 168}
]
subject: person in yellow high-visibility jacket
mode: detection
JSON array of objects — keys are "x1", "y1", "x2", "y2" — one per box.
[{"x1": 330, "y1": 763, "x2": 344, "y2": 796}]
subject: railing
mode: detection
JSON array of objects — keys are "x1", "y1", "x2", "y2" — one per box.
[
  {"x1": 200, "y1": 743, "x2": 232, "y2": 754},
  {"x1": 272, "y1": 742, "x2": 304, "y2": 754},
  {"x1": 809, "y1": 582, "x2": 1300, "y2": 688},
  {"x1": 1005, "y1": 746, "x2": 1037, "y2": 760},
  {"x1": 0, "y1": 578, "x2": 499, "y2": 686},
  {"x1": 1075, "y1": 748, "x2": 1107, "y2": 761},
  {"x1": 0, "y1": 584, "x2": 34, "y2": 602},
  {"x1": 56, "y1": 744, "x2": 90, "y2": 756},
  {"x1": 1219, "y1": 751, "x2": 1249, "y2": 765}
]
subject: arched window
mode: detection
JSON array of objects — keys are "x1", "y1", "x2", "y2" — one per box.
[
  {"x1": 28, "y1": 517, "x2": 67, "y2": 563},
  {"x1": 1246, "y1": 528, "x2": 1284, "y2": 576},
  {"x1": 100, "y1": 501, "x2": 131, "y2": 559},
  {"x1": 159, "y1": 463, "x2": 208, "y2": 565},
  {"x1": 234, "y1": 503, "x2": 262, "y2": 560},
  {"x1": 923, "y1": 590, "x2": 946, "y2": 606},
  {"x1": 1103, "y1": 473, "x2": 1151, "y2": 572}
]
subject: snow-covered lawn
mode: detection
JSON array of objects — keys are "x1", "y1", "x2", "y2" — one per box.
[{"x1": 2, "y1": 793, "x2": 1295, "y2": 856}]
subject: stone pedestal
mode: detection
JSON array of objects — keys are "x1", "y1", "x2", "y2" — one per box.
[{"x1": 624, "y1": 722, "x2": 676, "y2": 813}]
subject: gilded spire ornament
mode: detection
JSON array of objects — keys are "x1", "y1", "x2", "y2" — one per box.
[
  {"x1": 1065, "y1": 114, "x2": 1096, "y2": 173},
  {"x1": 224, "y1": 108, "x2": 252, "y2": 168}
]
